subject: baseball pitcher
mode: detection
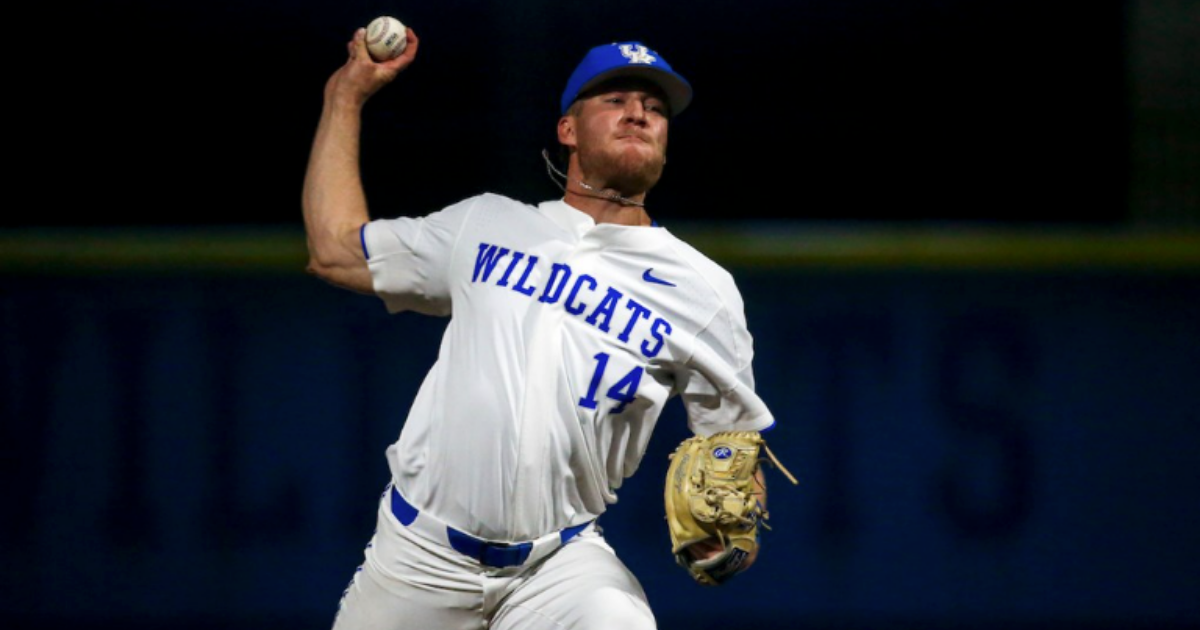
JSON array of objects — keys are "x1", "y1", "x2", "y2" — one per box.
[{"x1": 302, "y1": 24, "x2": 794, "y2": 630}]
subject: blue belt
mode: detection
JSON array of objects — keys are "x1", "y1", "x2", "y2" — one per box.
[{"x1": 389, "y1": 486, "x2": 592, "y2": 568}]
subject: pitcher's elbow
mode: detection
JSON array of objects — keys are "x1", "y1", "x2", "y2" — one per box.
[
  {"x1": 305, "y1": 253, "x2": 338, "y2": 282},
  {"x1": 304, "y1": 258, "x2": 321, "y2": 279}
]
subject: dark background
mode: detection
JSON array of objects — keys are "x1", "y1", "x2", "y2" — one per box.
[{"x1": 29, "y1": 0, "x2": 1132, "y2": 229}]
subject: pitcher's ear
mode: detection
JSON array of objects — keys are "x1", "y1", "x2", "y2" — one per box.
[{"x1": 557, "y1": 116, "x2": 576, "y2": 146}]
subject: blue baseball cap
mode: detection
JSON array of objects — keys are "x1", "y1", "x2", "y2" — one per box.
[{"x1": 560, "y1": 41, "x2": 693, "y2": 117}]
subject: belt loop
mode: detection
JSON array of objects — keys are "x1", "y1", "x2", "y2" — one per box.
[
  {"x1": 523, "y1": 521, "x2": 590, "y2": 568},
  {"x1": 560, "y1": 520, "x2": 591, "y2": 544},
  {"x1": 389, "y1": 486, "x2": 419, "y2": 526}
]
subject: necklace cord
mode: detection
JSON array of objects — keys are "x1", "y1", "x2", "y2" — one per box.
[{"x1": 541, "y1": 149, "x2": 646, "y2": 208}]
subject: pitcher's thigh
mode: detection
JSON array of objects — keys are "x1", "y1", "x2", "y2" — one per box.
[
  {"x1": 492, "y1": 537, "x2": 656, "y2": 630},
  {"x1": 331, "y1": 560, "x2": 483, "y2": 630}
]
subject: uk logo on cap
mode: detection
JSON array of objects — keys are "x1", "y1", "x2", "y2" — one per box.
[{"x1": 618, "y1": 44, "x2": 657, "y2": 65}]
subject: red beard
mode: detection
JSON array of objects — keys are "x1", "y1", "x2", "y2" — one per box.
[{"x1": 579, "y1": 142, "x2": 666, "y2": 196}]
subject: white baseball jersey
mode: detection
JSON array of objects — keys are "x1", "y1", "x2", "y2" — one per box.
[{"x1": 362, "y1": 193, "x2": 776, "y2": 542}]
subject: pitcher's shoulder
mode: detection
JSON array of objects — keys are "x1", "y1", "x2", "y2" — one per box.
[
  {"x1": 660, "y1": 230, "x2": 738, "y2": 285},
  {"x1": 469, "y1": 192, "x2": 539, "y2": 212}
]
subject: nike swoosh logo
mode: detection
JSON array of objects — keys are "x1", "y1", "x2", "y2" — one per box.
[{"x1": 642, "y1": 268, "x2": 676, "y2": 287}]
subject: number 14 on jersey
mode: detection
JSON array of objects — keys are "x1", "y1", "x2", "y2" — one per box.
[{"x1": 579, "y1": 352, "x2": 645, "y2": 414}]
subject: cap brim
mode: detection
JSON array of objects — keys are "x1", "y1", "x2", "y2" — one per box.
[{"x1": 576, "y1": 66, "x2": 693, "y2": 118}]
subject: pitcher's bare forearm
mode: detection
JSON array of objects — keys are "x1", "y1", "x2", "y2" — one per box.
[
  {"x1": 300, "y1": 26, "x2": 420, "y2": 295},
  {"x1": 302, "y1": 95, "x2": 373, "y2": 294}
]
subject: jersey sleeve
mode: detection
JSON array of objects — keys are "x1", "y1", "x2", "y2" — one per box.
[
  {"x1": 361, "y1": 197, "x2": 477, "y2": 316},
  {"x1": 677, "y1": 273, "x2": 777, "y2": 436}
]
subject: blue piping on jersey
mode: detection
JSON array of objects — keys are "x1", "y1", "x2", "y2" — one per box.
[
  {"x1": 360, "y1": 223, "x2": 371, "y2": 260},
  {"x1": 759, "y1": 419, "x2": 777, "y2": 432}
]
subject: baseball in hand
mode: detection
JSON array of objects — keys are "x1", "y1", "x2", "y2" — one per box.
[{"x1": 366, "y1": 16, "x2": 408, "y2": 61}]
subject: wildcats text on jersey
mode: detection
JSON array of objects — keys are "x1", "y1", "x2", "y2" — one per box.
[{"x1": 472, "y1": 242, "x2": 674, "y2": 360}]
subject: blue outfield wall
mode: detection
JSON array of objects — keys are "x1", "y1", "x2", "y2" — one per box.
[{"x1": 1, "y1": 227, "x2": 1198, "y2": 629}]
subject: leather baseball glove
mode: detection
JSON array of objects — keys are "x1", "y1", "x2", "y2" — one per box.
[{"x1": 664, "y1": 430, "x2": 797, "y2": 585}]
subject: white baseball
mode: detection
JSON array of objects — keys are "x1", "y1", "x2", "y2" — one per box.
[{"x1": 366, "y1": 16, "x2": 408, "y2": 61}]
